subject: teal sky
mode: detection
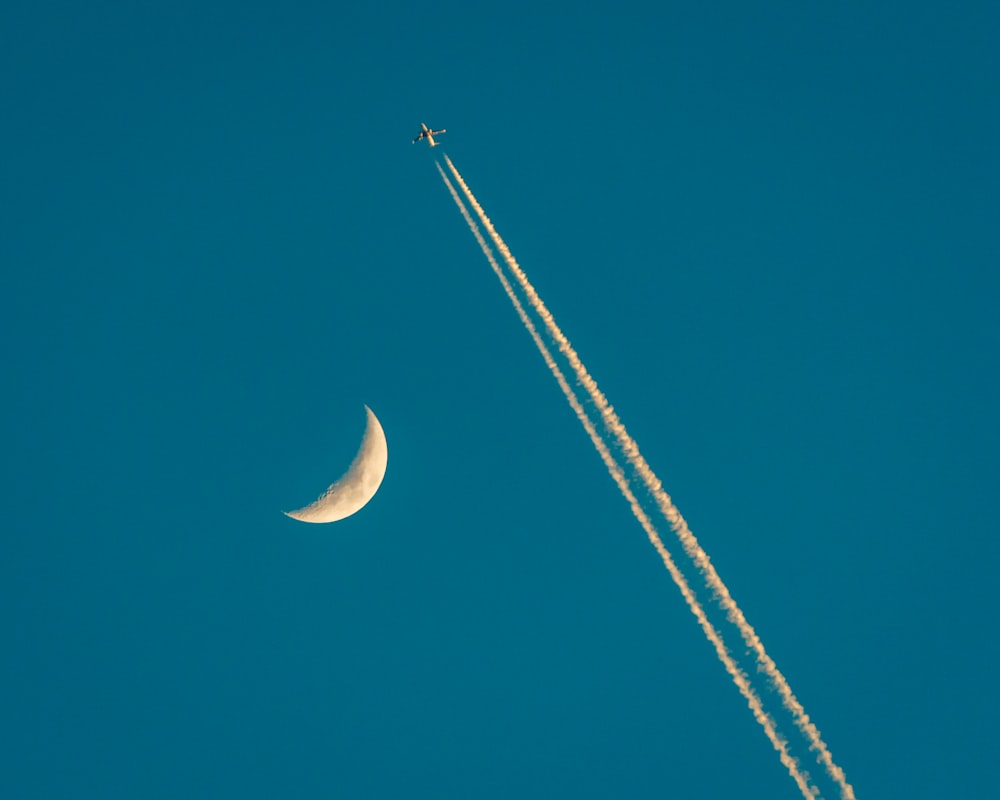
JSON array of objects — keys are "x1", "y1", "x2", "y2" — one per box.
[{"x1": 4, "y1": 2, "x2": 999, "y2": 798}]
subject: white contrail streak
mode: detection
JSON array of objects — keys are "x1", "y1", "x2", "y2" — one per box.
[
  {"x1": 442, "y1": 155, "x2": 854, "y2": 800},
  {"x1": 436, "y1": 162, "x2": 820, "y2": 800}
]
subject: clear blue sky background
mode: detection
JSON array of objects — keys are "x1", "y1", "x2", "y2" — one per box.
[{"x1": 3, "y1": 2, "x2": 998, "y2": 798}]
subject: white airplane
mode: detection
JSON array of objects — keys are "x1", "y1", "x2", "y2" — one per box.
[{"x1": 412, "y1": 122, "x2": 446, "y2": 147}]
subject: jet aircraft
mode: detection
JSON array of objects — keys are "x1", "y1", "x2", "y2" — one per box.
[{"x1": 412, "y1": 122, "x2": 446, "y2": 147}]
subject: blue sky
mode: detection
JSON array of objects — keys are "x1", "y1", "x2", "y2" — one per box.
[{"x1": 3, "y1": 2, "x2": 999, "y2": 798}]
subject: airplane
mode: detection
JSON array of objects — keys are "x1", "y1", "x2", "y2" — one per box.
[{"x1": 412, "y1": 122, "x2": 446, "y2": 147}]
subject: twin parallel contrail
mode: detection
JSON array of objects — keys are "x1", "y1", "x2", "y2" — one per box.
[
  {"x1": 438, "y1": 155, "x2": 855, "y2": 800},
  {"x1": 435, "y1": 163, "x2": 816, "y2": 800}
]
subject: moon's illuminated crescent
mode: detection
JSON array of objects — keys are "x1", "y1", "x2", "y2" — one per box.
[{"x1": 285, "y1": 405, "x2": 388, "y2": 523}]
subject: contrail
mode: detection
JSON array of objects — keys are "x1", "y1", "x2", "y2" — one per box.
[
  {"x1": 442, "y1": 155, "x2": 854, "y2": 800},
  {"x1": 436, "y1": 162, "x2": 821, "y2": 800}
]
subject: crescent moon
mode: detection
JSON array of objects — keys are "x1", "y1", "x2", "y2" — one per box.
[{"x1": 285, "y1": 405, "x2": 388, "y2": 523}]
